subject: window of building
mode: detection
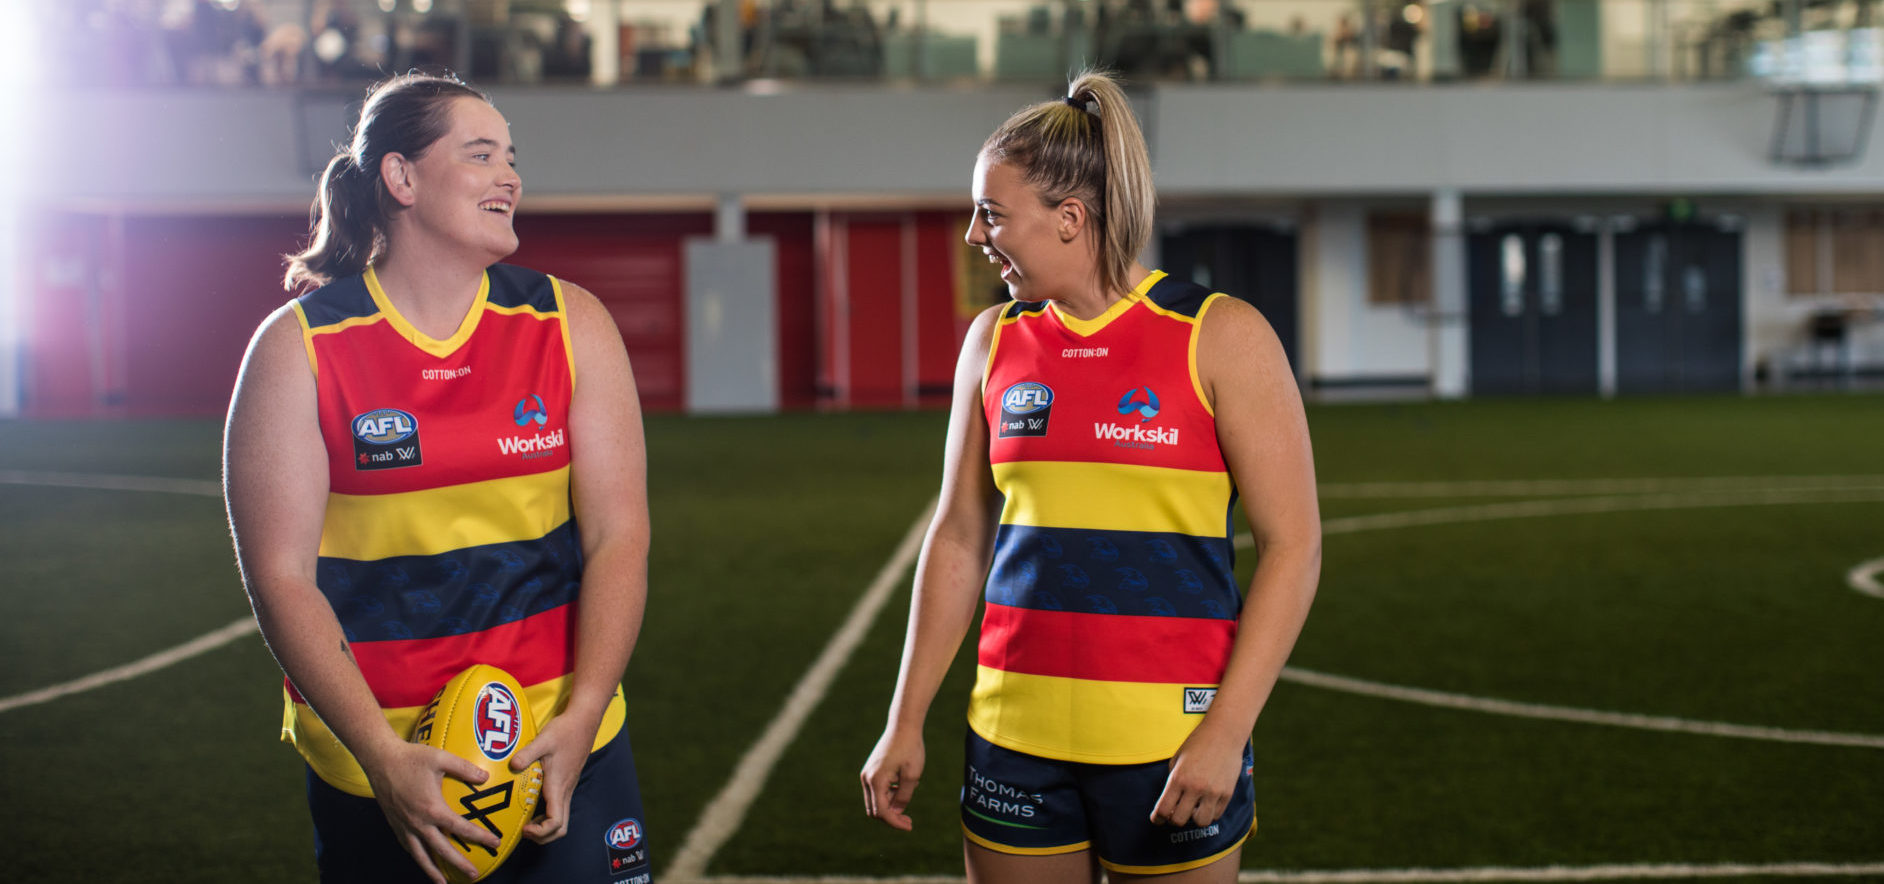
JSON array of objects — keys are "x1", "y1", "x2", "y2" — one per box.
[
  {"x1": 1786, "y1": 207, "x2": 1884, "y2": 295},
  {"x1": 1368, "y1": 212, "x2": 1431, "y2": 305}
]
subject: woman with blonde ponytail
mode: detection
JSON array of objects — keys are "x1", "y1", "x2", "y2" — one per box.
[
  {"x1": 227, "y1": 73, "x2": 654, "y2": 884},
  {"x1": 863, "y1": 71, "x2": 1321, "y2": 883}
]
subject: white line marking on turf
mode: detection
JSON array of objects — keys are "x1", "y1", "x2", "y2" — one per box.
[
  {"x1": 695, "y1": 860, "x2": 1884, "y2": 883},
  {"x1": 1278, "y1": 667, "x2": 1884, "y2": 749},
  {"x1": 665, "y1": 498, "x2": 938, "y2": 883},
  {"x1": 1847, "y1": 557, "x2": 1884, "y2": 600},
  {"x1": 1229, "y1": 863, "x2": 1884, "y2": 882},
  {"x1": 1291, "y1": 487, "x2": 1884, "y2": 542},
  {"x1": 10, "y1": 471, "x2": 1882, "y2": 877},
  {"x1": 0, "y1": 617, "x2": 258, "y2": 714},
  {"x1": 1228, "y1": 489, "x2": 1884, "y2": 750},
  {"x1": 1318, "y1": 474, "x2": 1884, "y2": 499},
  {"x1": 0, "y1": 471, "x2": 243, "y2": 716},
  {"x1": 0, "y1": 469, "x2": 223, "y2": 498}
]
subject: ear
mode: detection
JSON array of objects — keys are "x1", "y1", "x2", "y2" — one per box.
[
  {"x1": 1055, "y1": 197, "x2": 1088, "y2": 244},
  {"x1": 380, "y1": 152, "x2": 417, "y2": 208}
]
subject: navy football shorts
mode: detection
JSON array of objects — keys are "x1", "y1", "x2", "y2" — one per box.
[
  {"x1": 960, "y1": 727, "x2": 1255, "y2": 875},
  {"x1": 306, "y1": 724, "x2": 651, "y2": 884}
]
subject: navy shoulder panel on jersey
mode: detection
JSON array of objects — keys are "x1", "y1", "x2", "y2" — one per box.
[
  {"x1": 484, "y1": 264, "x2": 558, "y2": 312},
  {"x1": 1004, "y1": 299, "x2": 1051, "y2": 320},
  {"x1": 296, "y1": 274, "x2": 376, "y2": 329},
  {"x1": 1143, "y1": 274, "x2": 1216, "y2": 319}
]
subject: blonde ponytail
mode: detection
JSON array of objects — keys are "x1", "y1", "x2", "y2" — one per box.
[{"x1": 980, "y1": 70, "x2": 1156, "y2": 296}]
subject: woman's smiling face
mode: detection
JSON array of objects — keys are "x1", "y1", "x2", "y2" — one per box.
[{"x1": 966, "y1": 154, "x2": 1083, "y2": 301}]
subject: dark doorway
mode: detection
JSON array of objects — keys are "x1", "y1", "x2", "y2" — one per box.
[
  {"x1": 1468, "y1": 222, "x2": 1600, "y2": 395},
  {"x1": 1613, "y1": 221, "x2": 1744, "y2": 394},
  {"x1": 1160, "y1": 224, "x2": 1300, "y2": 372}
]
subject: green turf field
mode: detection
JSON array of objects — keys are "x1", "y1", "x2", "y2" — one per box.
[{"x1": 3, "y1": 395, "x2": 1882, "y2": 883}]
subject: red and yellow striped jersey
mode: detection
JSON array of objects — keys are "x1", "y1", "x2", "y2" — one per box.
[
  {"x1": 285, "y1": 263, "x2": 623, "y2": 796},
  {"x1": 971, "y1": 270, "x2": 1239, "y2": 764}
]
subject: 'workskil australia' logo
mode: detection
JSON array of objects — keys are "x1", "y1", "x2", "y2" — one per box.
[
  {"x1": 1117, "y1": 386, "x2": 1160, "y2": 422},
  {"x1": 499, "y1": 394, "x2": 566, "y2": 459},
  {"x1": 1096, "y1": 386, "x2": 1178, "y2": 449}
]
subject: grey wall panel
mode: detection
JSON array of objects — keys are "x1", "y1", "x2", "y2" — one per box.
[
  {"x1": 31, "y1": 83, "x2": 1884, "y2": 210},
  {"x1": 685, "y1": 238, "x2": 777, "y2": 413}
]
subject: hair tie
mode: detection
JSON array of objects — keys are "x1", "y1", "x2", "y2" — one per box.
[{"x1": 1064, "y1": 95, "x2": 1089, "y2": 113}]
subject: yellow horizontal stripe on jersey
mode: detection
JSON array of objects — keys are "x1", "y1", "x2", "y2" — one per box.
[
  {"x1": 285, "y1": 678, "x2": 626, "y2": 798},
  {"x1": 992, "y1": 460, "x2": 1232, "y2": 537},
  {"x1": 301, "y1": 312, "x2": 388, "y2": 337},
  {"x1": 483, "y1": 300, "x2": 561, "y2": 320},
  {"x1": 319, "y1": 466, "x2": 572, "y2": 561},
  {"x1": 967, "y1": 666, "x2": 1212, "y2": 764}
]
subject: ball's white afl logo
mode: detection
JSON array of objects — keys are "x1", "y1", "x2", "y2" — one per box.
[{"x1": 473, "y1": 682, "x2": 520, "y2": 761}]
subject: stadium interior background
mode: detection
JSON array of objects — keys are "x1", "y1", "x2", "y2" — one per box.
[
  {"x1": 6, "y1": 6, "x2": 1884, "y2": 884},
  {"x1": 5, "y1": 0, "x2": 1884, "y2": 417}
]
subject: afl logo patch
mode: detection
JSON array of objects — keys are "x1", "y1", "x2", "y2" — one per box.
[
  {"x1": 351, "y1": 408, "x2": 423, "y2": 470},
  {"x1": 473, "y1": 682, "x2": 521, "y2": 761},
  {"x1": 605, "y1": 818, "x2": 643, "y2": 850},
  {"x1": 998, "y1": 382, "x2": 1054, "y2": 438},
  {"x1": 1001, "y1": 382, "x2": 1053, "y2": 414},
  {"x1": 605, "y1": 816, "x2": 650, "y2": 877},
  {"x1": 353, "y1": 408, "x2": 417, "y2": 444}
]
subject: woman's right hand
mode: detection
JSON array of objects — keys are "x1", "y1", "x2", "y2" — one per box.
[
  {"x1": 360, "y1": 739, "x2": 503, "y2": 884},
  {"x1": 860, "y1": 727, "x2": 926, "y2": 831}
]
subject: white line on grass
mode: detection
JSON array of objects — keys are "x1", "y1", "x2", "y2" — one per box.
[
  {"x1": 1235, "y1": 489, "x2": 1884, "y2": 750},
  {"x1": 1228, "y1": 863, "x2": 1884, "y2": 882},
  {"x1": 9, "y1": 471, "x2": 1882, "y2": 878},
  {"x1": 1278, "y1": 667, "x2": 1884, "y2": 749},
  {"x1": 0, "y1": 469, "x2": 223, "y2": 498},
  {"x1": 0, "y1": 617, "x2": 258, "y2": 714},
  {"x1": 696, "y1": 860, "x2": 1884, "y2": 883},
  {"x1": 1318, "y1": 475, "x2": 1884, "y2": 499},
  {"x1": 1847, "y1": 557, "x2": 1884, "y2": 600},
  {"x1": 665, "y1": 498, "x2": 938, "y2": 883},
  {"x1": 0, "y1": 471, "x2": 245, "y2": 716},
  {"x1": 1293, "y1": 487, "x2": 1884, "y2": 541}
]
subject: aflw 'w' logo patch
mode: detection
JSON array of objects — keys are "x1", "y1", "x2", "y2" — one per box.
[{"x1": 1183, "y1": 687, "x2": 1217, "y2": 714}]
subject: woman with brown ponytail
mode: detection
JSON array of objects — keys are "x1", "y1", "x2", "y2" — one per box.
[
  {"x1": 225, "y1": 73, "x2": 653, "y2": 884},
  {"x1": 862, "y1": 71, "x2": 1321, "y2": 883}
]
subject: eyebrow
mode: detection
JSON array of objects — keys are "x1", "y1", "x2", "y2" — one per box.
[
  {"x1": 976, "y1": 198, "x2": 1004, "y2": 208},
  {"x1": 463, "y1": 138, "x2": 515, "y2": 154}
]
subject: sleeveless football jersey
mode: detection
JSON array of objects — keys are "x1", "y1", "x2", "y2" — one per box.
[
  {"x1": 285, "y1": 264, "x2": 625, "y2": 796},
  {"x1": 970, "y1": 270, "x2": 1239, "y2": 764}
]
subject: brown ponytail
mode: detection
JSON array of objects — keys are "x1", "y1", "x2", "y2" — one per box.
[
  {"x1": 980, "y1": 70, "x2": 1156, "y2": 297},
  {"x1": 284, "y1": 72, "x2": 490, "y2": 291}
]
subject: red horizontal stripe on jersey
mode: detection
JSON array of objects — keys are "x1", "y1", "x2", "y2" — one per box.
[
  {"x1": 977, "y1": 602, "x2": 1235, "y2": 684},
  {"x1": 287, "y1": 602, "x2": 576, "y2": 708}
]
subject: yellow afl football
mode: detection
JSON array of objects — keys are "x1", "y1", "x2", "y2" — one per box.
[{"x1": 409, "y1": 664, "x2": 544, "y2": 883}]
